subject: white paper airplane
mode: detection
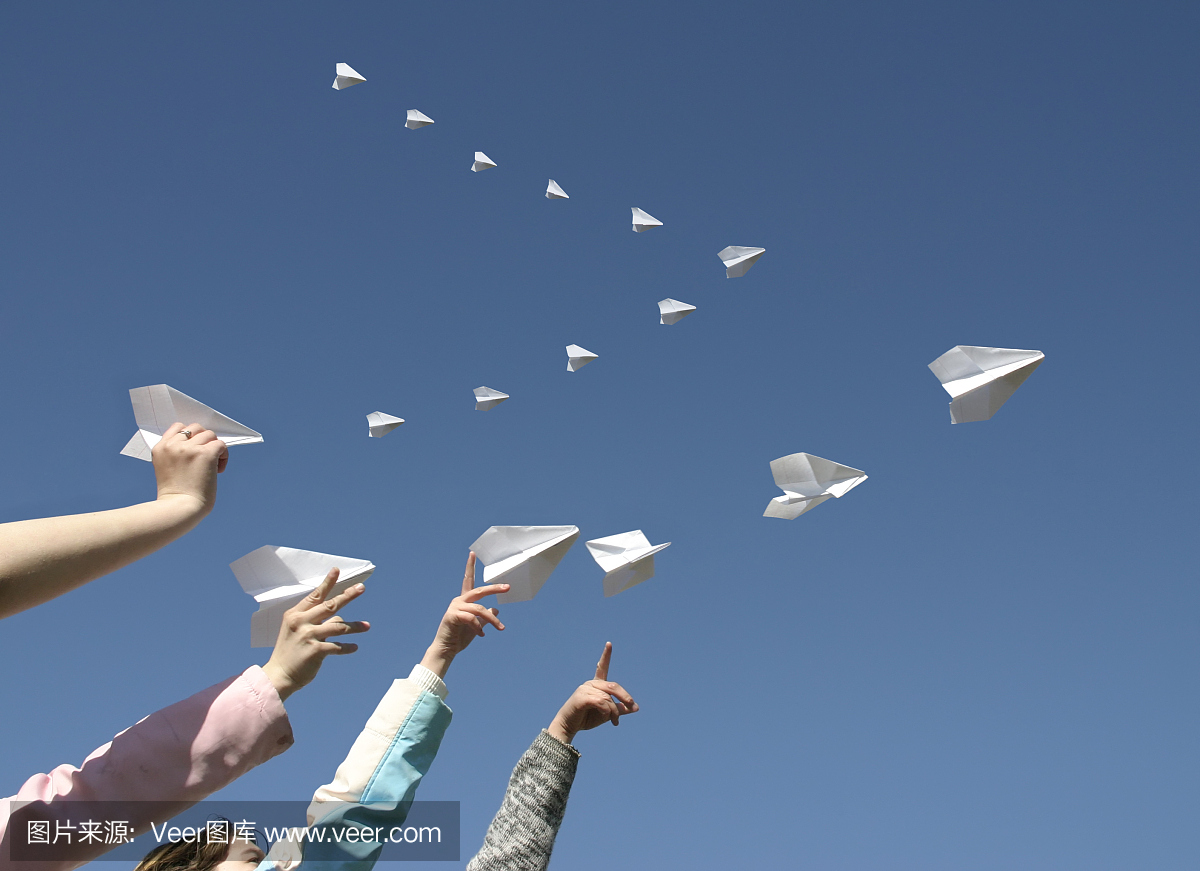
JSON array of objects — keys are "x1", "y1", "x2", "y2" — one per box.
[
  {"x1": 120, "y1": 384, "x2": 262, "y2": 461},
  {"x1": 366, "y1": 411, "x2": 405, "y2": 437},
  {"x1": 231, "y1": 546, "x2": 376, "y2": 647},
  {"x1": 718, "y1": 246, "x2": 765, "y2": 278},
  {"x1": 405, "y1": 109, "x2": 434, "y2": 129},
  {"x1": 474, "y1": 386, "x2": 510, "y2": 410},
  {"x1": 585, "y1": 530, "x2": 670, "y2": 597},
  {"x1": 566, "y1": 344, "x2": 598, "y2": 372},
  {"x1": 928, "y1": 346, "x2": 1045, "y2": 423},
  {"x1": 631, "y1": 207, "x2": 663, "y2": 232},
  {"x1": 472, "y1": 152, "x2": 497, "y2": 172},
  {"x1": 332, "y1": 63, "x2": 366, "y2": 90},
  {"x1": 764, "y1": 453, "x2": 868, "y2": 520},
  {"x1": 469, "y1": 526, "x2": 580, "y2": 604},
  {"x1": 545, "y1": 179, "x2": 569, "y2": 199},
  {"x1": 658, "y1": 298, "x2": 697, "y2": 325}
]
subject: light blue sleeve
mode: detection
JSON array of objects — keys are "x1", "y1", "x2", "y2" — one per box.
[{"x1": 257, "y1": 689, "x2": 452, "y2": 871}]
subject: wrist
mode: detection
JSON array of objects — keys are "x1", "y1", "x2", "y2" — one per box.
[
  {"x1": 420, "y1": 645, "x2": 456, "y2": 680},
  {"x1": 261, "y1": 661, "x2": 297, "y2": 703},
  {"x1": 154, "y1": 491, "x2": 211, "y2": 521},
  {"x1": 547, "y1": 716, "x2": 576, "y2": 746}
]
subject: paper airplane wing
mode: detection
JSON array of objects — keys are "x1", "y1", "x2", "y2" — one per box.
[
  {"x1": 658, "y1": 298, "x2": 697, "y2": 325},
  {"x1": 231, "y1": 545, "x2": 376, "y2": 647},
  {"x1": 406, "y1": 109, "x2": 434, "y2": 129},
  {"x1": 122, "y1": 385, "x2": 261, "y2": 460},
  {"x1": 929, "y1": 346, "x2": 1044, "y2": 423},
  {"x1": 470, "y1": 526, "x2": 579, "y2": 604},
  {"x1": 631, "y1": 207, "x2": 663, "y2": 232},
  {"x1": 366, "y1": 411, "x2": 405, "y2": 437},
  {"x1": 718, "y1": 246, "x2": 766, "y2": 278},
  {"x1": 763, "y1": 494, "x2": 832, "y2": 520},
  {"x1": 546, "y1": 179, "x2": 569, "y2": 199}
]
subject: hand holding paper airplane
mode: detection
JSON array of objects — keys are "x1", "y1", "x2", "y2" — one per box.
[{"x1": 260, "y1": 567, "x2": 371, "y2": 699}]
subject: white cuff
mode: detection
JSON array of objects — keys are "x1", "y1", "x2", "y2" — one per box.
[{"x1": 408, "y1": 663, "x2": 449, "y2": 701}]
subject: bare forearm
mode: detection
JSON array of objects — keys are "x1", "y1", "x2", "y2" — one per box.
[{"x1": 0, "y1": 495, "x2": 207, "y2": 619}]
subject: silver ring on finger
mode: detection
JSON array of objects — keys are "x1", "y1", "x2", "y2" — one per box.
[{"x1": 180, "y1": 430, "x2": 193, "y2": 439}]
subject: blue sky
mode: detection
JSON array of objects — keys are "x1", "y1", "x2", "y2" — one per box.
[{"x1": 1, "y1": 2, "x2": 1198, "y2": 869}]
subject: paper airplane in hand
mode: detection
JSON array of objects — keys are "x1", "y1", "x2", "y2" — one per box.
[
  {"x1": 718, "y1": 246, "x2": 765, "y2": 278},
  {"x1": 764, "y1": 453, "x2": 867, "y2": 519},
  {"x1": 366, "y1": 411, "x2": 405, "y2": 437},
  {"x1": 658, "y1": 298, "x2": 697, "y2": 325},
  {"x1": 474, "y1": 386, "x2": 509, "y2": 410},
  {"x1": 566, "y1": 344, "x2": 598, "y2": 372},
  {"x1": 546, "y1": 179, "x2": 569, "y2": 199},
  {"x1": 120, "y1": 384, "x2": 262, "y2": 461},
  {"x1": 631, "y1": 207, "x2": 663, "y2": 232},
  {"x1": 472, "y1": 152, "x2": 497, "y2": 172},
  {"x1": 586, "y1": 530, "x2": 670, "y2": 597},
  {"x1": 469, "y1": 526, "x2": 580, "y2": 604},
  {"x1": 332, "y1": 63, "x2": 366, "y2": 90},
  {"x1": 928, "y1": 346, "x2": 1045, "y2": 423},
  {"x1": 231, "y1": 546, "x2": 376, "y2": 647},
  {"x1": 406, "y1": 109, "x2": 434, "y2": 129}
]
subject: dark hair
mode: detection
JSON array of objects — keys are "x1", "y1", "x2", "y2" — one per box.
[{"x1": 132, "y1": 822, "x2": 233, "y2": 871}]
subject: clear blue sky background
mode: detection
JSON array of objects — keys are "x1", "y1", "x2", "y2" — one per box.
[{"x1": 2, "y1": 2, "x2": 1197, "y2": 869}]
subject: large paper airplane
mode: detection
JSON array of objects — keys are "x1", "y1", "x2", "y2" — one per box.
[
  {"x1": 718, "y1": 246, "x2": 765, "y2": 278},
  {"x1": 764, "y1": 453, "x2": 867, "y2": 519},
  {"x1": 231, "y1": 546, "x2": 376, "y2": 647},
  {"x1": 405, "y1": 109, "x2": 434, "y2": 129},
  {"x1": 472, "y1": 152, "x2": 497, "y2": 172},
  {"x1": 585, "y1": 530, "x2": 670, "y2": 597},
  {"x1": 631, "y1": 207, "x2": 663, "y2": 232},
  {"x1": 546, "y1": 179, "x2": 569, "y2": 199},
  {"x1": 566, "y1": 344, "x2": 598, "y2": 372},
  {"x1": 928, "y1": 346, "x2": 1045, "y2": 423},
  {"x1": 332, "y1": 63, "x2": 366, "y2": 90},
  {"x1": 366, "y1": 411, "x2": 405, "y2": 437},
  {"x1": 469, "y1": 526, "x2": 580, "y2": 604},
  {"x1": 658, "y1": 298, "x2": 697, "y2": 325},
  {"x1": 120, "y1": 384, "x2": 262, "y2": 461},
  {"x1": 474, "y1": 386, "x2": 510, "y2": 410}
]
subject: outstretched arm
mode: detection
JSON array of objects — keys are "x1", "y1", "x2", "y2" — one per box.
[
  {"x1": 0, "y1": 422, "x2": 229, "y2": 620},
  {"x1": 467, "y1": 643, "x2": 639, "y2": 871},
  {"x1": 260, "y1": 553, "x2": 510, "y2": 871}
]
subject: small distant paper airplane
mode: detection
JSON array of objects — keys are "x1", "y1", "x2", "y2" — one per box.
[
  {"x1": 566, "y1": 344, "x2": 598, "y2": 372},
  {"x1": 405, "y1": 109, "x2": 434, "y2": 129},
  {"x1": 658, "y1": 298, "x2": 697, "y2": 325},
  {"x1": 546, "y1": 179, "x2": 569, "y2": 199},
  {"x1": 764, "y1": 453, "x2": 867, "y2": 520},
  {"x1": 631, "y1": 207, "x2": 663, "y2": 232},
  {"x1": 474, "y1": 386, "x2": 509, "y2": 410},
  {"x1": 332, "y1": 63, "x2": 366, "y2": 90},
  {"x1": 586, "y1": 530, "x2": 670, "y2": 597},
  {"x1": 469, "y1": 526, "x2": 580, "y2": 604},
  {"x1": 472, "y1": 152, "x2": 497, "y2": 172},
  {"x1": 366, "y1": 411, "x2": 405, "y2": 437},
  {"x1": 718, "y1": 246, "x2": 765, "y2": 278},
  {"x1": 120, "y1": 384, "x2": 262, "y2": 461},
  {"x1": 231, "y1": 545, "x2": 376, "y2": 647},
  {"x1": 928, "y1": 346, "x2": 1045, "y2": 423}
]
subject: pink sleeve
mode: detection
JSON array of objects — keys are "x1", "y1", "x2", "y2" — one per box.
[{"x1": 1, "y1": 665, "x2": 293, "y2": 871}]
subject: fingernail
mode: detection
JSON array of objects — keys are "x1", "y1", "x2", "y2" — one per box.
[{"x1": 354, "y1": 584, "x2": 365, "y2": 591}]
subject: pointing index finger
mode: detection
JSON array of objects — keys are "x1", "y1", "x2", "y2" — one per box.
[
  {"x1": 461, "y1": 552, "x2": 477, "y2": 595},
  {"x1": 595, "y1": 641, "x2": 612, "y2": 681}
]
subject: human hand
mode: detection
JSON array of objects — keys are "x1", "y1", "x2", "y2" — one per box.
[
  {"x1": 547, "y1": 642, "x2": 639, "y2": 746},
  {"x1": 151, "y1": 422, "x2": 229, "y2": 515},
  {"x1": 262, "y1": 568, "x2": 370, "y2": 701},
  {"x1": 419, "y1": 552, "x2": 510, "y2": 679}
]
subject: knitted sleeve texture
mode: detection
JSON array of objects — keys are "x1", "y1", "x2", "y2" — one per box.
[{"x1": 465, "y1": 731, "x2": 580, "y2": 871}]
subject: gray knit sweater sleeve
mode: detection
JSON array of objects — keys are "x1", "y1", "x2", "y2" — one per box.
[{"x1": 465, "y1": 730, "x2": 581, "y2": 871}]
